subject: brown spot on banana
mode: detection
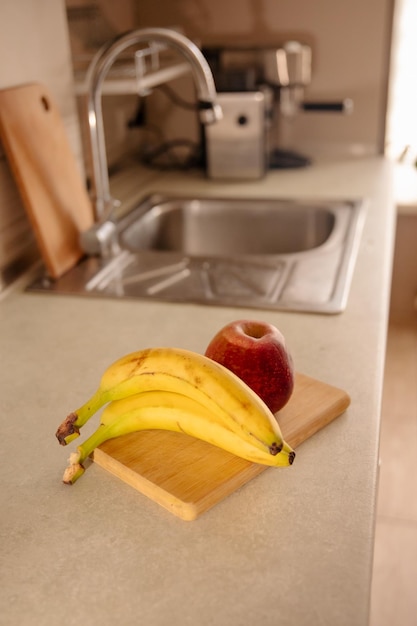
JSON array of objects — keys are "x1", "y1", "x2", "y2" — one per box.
[{"x1": 268, "y1": 441, "x2": 283, "y2": 455}]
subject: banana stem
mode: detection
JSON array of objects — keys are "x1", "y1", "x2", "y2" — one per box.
[
  {"x1": 62, "y1": 455, "x2": 85, "y2": 484},
  {"x1": 62, "y1": 420, "x2": 128, "y2": 484},
  {"x1": 55, "y1": 389, "x2": 107, "y2": 445},
  {"x1": 78, "y1": 424, "x2": 116, "y2": 464}
]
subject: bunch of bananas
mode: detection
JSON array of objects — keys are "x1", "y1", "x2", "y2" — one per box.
[{"x1": 55, "y1": 347, "x2": 295, "y2": 484}]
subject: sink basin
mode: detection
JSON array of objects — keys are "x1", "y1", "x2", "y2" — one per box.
[
  {"x1": 27, "y1": 194, "x2": 365, "y2": 314},
  {"x1": 118, "y1": 197, "x2": 336, "y2": 256}
]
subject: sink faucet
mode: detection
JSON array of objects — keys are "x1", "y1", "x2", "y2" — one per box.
[{"x1": 84, "y1": 28, "x2": 222, "y2": 224}]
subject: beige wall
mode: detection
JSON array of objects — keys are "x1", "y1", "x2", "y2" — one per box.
[{"x1": 0, "y1": 0, "x2": 82, "y2": 283}]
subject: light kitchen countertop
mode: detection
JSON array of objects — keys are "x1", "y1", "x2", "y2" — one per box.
[{"x1": 0, "y1": 157, "x2": 396, "y2": 626}]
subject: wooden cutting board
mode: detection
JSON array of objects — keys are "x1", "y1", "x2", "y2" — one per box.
[
  {"x1": 92, "y1": 373, "x2": 350, "y2": 520},
  {"x1": 0, "y1": 83, "x2": 94, "y2": 278}
]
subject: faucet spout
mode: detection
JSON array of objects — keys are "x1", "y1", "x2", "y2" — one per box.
[{"x1": 84, "y1": 28, "x2": 222, "y2": 222}]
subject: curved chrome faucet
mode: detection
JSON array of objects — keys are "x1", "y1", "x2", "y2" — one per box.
[{"x1": 84, "y1": 28, "x2": 222, "y2": 223}]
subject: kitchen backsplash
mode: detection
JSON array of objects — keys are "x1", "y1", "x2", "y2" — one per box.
[
  {"x1": 0, "y1": 142, "x2": 37, "y2": 273},
  {"x1": 130, "y1": 0, "x2": 394, "y2": 158},
  {"x1": 65, "y1": 0, "x2": 394, "y2": 188}
]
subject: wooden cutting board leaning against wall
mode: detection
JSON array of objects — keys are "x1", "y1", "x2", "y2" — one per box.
[
  {"x1": 92, "y1": 373, "x2": 351, "y2": 520},
  {"x1": 0, "y1": 83, "x2": 94, "y2": 278}
]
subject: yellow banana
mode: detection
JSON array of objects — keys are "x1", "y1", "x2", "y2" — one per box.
[
  {"x1": 63, "y1": 389, "x2": 295, "y2": 484},
  {"x1": 55, "y1": 348, "x2": 291, "y2": 457}
]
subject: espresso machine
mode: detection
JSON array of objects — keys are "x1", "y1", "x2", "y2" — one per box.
[{"x1": 202, "y1": 41, "x2": 353, "y2": 179}]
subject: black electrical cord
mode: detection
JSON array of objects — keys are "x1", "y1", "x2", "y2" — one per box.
[
  {"x1": 141, "y1": 138, "x2": 203, "y2": 171},
  {"x1": 128, "y1": 83, "x2": 201, "y2": 171}
]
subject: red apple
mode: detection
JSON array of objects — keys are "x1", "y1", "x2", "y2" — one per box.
[{"x1": 204, "y1": 319, "x2": 294, "y2": 413}]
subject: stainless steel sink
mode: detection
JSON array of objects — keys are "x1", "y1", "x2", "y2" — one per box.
[
  {"x1": 27, "y1": 194, "x2": 366, "y2": 314},
  {"x1": 118, "y1": 197, "x2": 336, "y2": 255}
]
